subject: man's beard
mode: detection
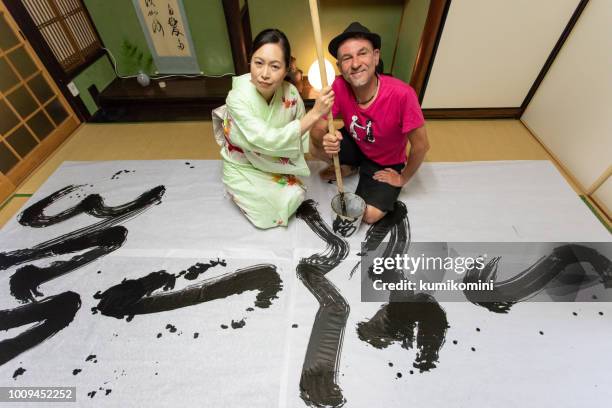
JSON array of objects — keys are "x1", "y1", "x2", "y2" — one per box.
[{"x1": 345, "y1": 70, "x2": 371, "y2": 88}]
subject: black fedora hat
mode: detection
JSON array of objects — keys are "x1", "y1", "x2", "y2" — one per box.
[{"x1": 328, "y1": 22, "x2": 381, "y2": 58}]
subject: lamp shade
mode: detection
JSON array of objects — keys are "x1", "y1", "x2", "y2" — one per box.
[{"x1": 307, "y1": 59, "x2": 335, "y2": 90}]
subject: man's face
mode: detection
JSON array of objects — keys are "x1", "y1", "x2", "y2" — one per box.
[{"x1": 336, "y1": 38, "x2": 380, "y2": 89}]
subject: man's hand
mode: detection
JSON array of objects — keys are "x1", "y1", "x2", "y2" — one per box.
[
  {"x1": 322, "y1": 129, "x2": 342, "y2": 156},
  {"x1": 373, "y1": 168, "x2": 405, "y2": 187}
]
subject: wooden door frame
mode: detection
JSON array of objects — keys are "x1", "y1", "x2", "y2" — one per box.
[
  {"x1": 2, "y1": 0, "x2": 110, "y2": 122},
  {"x1": 222, "y1": 0, "x2": 250, "y2": 75},
  {"x1": 0, "y1": 2, "x2": 80, "y2": 202},
  {"x1": 409, "y1": 0, "x2": 451, "y2": 105}
]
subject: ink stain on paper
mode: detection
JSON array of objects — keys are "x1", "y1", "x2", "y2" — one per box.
[
  {"x1": 231, "y1": 319, "x2": 246, "y2": 329},
  {"x1": 110, "y1": 170, "x2": 134, "y2": 180},
  {"x1": 12, "y1": 367, "x2": 26, "y2": 379}
]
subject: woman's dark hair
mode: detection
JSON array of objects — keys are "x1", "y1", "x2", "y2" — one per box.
[{"x1": 251, "y1": 28, "x2": 291, "y2": 70}]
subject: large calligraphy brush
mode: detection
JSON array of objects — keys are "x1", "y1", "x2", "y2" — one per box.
[{"x1": 308, "y1": 0, "x2": 347, "y2": 216}]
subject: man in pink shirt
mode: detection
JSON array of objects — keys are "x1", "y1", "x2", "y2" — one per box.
[{"x1": 311, "y1": 22, "x2": 430, "y2": 224}]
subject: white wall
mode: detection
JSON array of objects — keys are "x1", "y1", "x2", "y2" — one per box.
[
  {"x1": 521, "y1": 0, "x2": 612, "y2": 192},
  {"x1": 422, "y1": 0, "x2": 579, "y2": 108}
]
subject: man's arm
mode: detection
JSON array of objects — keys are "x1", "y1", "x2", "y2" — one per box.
[
  {"x1": 373, "y1": 125, "x2": 429, "y2": 186},
  {"x1": 400, "y1": 125, "x2": 430, "y2": 183}
]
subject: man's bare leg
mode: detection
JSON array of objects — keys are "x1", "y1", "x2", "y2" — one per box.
[
  {"x1": 319, "y1": 164, "x2": 357, "y2": 181},
  {"x1": 309, "y1": 135, "x2": 329, "y2": 161},
  {"x1": 309, "y1": 138, "x2": 357, "y2": 181},
  {"x1": 362, "y1": 205, "x2": 386, "y2": 224}
]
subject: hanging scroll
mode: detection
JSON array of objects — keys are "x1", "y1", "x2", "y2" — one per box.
[{"x1": 132, "y1": 0, "x2": 200, "y2": 73}]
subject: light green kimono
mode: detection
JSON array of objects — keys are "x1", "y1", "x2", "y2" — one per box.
[{"x1": 214, "y1": 74, "x2": 310, "y2": 229}]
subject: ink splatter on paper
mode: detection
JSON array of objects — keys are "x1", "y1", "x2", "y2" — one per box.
[{"x1": 12, "y1": 367, "x2": 26, "y2": 380}]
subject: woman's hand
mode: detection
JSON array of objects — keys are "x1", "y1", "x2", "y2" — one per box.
[
  {"x1": 299, "y1": 87, "x2": 335, "y2": 135},
  {"x1": 323, "y1": 129, "x2": 342, "y2": 156},
  {"x1": 313, "y1": 87, "x2": 335, "y2": 116}
]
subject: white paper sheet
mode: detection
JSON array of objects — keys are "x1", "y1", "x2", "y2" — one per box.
[{"x1": 0, "y1": 160, "x2": 609, "y2": 407}]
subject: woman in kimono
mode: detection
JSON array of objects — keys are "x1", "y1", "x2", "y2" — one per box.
[{"x1": 216, "y1": 29, "x2": 334, "y2": 228}]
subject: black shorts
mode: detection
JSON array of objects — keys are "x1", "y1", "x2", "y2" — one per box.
[{"x1": 338, "y1": 127, "x2": 404, "y2": 213}]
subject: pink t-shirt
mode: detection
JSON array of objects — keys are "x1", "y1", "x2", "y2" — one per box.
[{"x1": 332, "y1": 74, "x2": 425, "y2": 166}]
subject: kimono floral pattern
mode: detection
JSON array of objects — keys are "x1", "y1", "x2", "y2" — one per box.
[
  {"x1": 223, "y1": 117, "x2": 244, "y2": 154},
  {"x1": 272, "y1": 174, "x2": 302, "y2": 187},
  {"x1": 282, "y1": 96, "x2": 297, "y2": 109},
  {"x1": 278, "y1": 157, "x2": 295, "y2": 166}
]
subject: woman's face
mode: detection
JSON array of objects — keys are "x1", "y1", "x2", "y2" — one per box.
[{"x1": 250, "y1": 43, "x2": 287, "y2": 100}]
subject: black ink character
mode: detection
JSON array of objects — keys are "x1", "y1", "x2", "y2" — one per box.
[
  {"x1": 168, "y1": 4, "x2": 183, "y2": 37},
  {"x1": 332, "y1": 216, "x2": 357, "y2": 237},
  {"x1": 295, "y1": 200, "x2": 350, "y2": 408},
  {"x1": 0, "y1": 185, "x2": 165, "y2": 365},
  {"x1": 152, "y1": 19, "x2": 164, "y2": 36},
  {"x1": 462, "y1": 244, "x2": 612, "y2": 313},
  {"x1": 357, "y1": 201, "x2": 449, "y2": 373}
]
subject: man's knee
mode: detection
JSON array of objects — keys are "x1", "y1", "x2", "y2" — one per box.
[
  {"x1": 362, "y1": 205, "x2": 385, "y2": 224},
  {"x1": 310, "y1": 123, "x2": 325, "y2": 149},
  {"x1": 309, "y1": 140, "x2": 329, "y2": 162}
]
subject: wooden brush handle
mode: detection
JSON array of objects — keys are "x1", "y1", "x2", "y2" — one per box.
[{"x1": 308, "y1": 0, "x2": 344, "y2": 193}]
